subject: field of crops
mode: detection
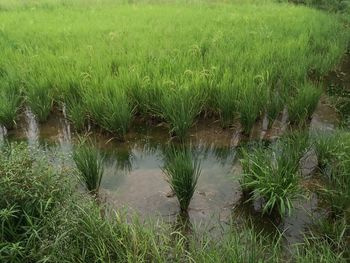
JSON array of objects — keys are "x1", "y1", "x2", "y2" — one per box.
[{"x1": 0, "y1": 0, "x2": 350, "y2": 262}]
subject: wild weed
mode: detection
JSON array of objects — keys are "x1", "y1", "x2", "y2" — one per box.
[{"x1": 240, "y1": 134, "x2": 308, "y2": 217}]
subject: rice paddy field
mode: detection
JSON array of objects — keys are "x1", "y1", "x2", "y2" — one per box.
[{"x1": 1, "y1": 0, "x2": 350, "y2": 262}]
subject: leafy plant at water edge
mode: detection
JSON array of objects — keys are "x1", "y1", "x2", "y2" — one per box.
[
  {"x1": 240, "y1": 134, "x2": 308, "y2": 217},
  {"x1": 162, "y1": 146, "x2": 201, "y2": 213},
  {"x1": 73, "y1": 139, "x2": 104, "y2": 195}
]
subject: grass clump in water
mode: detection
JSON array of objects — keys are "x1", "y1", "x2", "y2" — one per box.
[
  {"x1": 240, "y1": 133, "x2": 308, "y2": 217},
  {"x1": 162, "y1": 145, "x2": 201, "y2": 213},
  {"x1": 73, "y1": 139, "x2": 104, "y2": 196},
  {"x1": 0, "y1": 81, "x2": 21, "y2": 129}
]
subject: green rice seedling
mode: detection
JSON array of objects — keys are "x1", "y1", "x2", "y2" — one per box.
[
  {"x1": 240, "y1": 134, "x2": 308, "y2": 217},
  {"x1": 266, "y1": 90, "x2": 285, "y2": 127},
  {"x1": 288, "y1": 83, "x2": 322, "y2": 125},
  {"x1": 73, "y1": 140, "x2": 104, "y2": 196},
  {"x1": 215, "y1": 72, "x2": 239, "y2": 127},
  {"x1": 84, "y1": 79, "x2": 133, "y2": 139},
  {"x1": 239, "y1": 85, "x2": 265, "y2": 135},
  {"x1": 160, "y1": 87, "x2": 202, "y2": 140},
  {"x1": 26, "y1": 79, "x2": 53, "y2": 123},
  {"x1": 0, "y1": 81, "x2": 21, "y2": 130},
  {"x1": 162, "y1": 146, "x2": 201, "y2": 213}
]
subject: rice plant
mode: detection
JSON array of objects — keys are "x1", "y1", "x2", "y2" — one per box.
[
  {"x1": 26, "y1": 79, "x2": 53, "y2": 123},
  {"x1": 84, "y1": 79, "x2": 133, "y2": 140},
  {"x1": 0, "y1": 81, "x2": 21, "y2": 130},
  {"x1": 66, "y1": 99, "x2": 86, "y2": 132},
  {"x1": 288, "y1": 83, "x2": 322, "y2": 125},
  {"x1": 162, "y1": 146, "x2": 201, "y2": 213},
  {"x1": 215, "y1": 72, "x2": 239, "y2": 127},
  {"x1": 266, "y1": 90, "x2": 285, "y2": 127},
  {"x1": 239, "y1": 85, "x2": 266, "y2": 135},
  {"x1": 160, "y1": 87, "x2": 202, "y2": 140},
  {"x1": 73, "y1": 140, "x2": 104, "y2": 196}
]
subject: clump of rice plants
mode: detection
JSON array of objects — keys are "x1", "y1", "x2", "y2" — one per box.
[
  {"x1": 266, "y1": 90, "x2": 285, "y2": 127},
  {"x1": 162, "y1": 145, "x2": 201, "y2": 213},
  {"x1": 0, "y1": 81, "x2": 21, "y2": 129},
  {"x1": 288, "y1": 83, "x2": 322, "y2": 125},
  {"x1": 61, "y1": 80, "x2": 87, "y2": 132},
  {"x1": 73, "y1": 139, "x2": 104, "y2": 196},
  {"x1": 240, "y1": 133, "x2": 308, "y2": 217},
  {"x1": 160, "y1": 87, "x2": 202, "y2": 140},
  {"x1": 239, "y1": 85, "x2": 266, "y2": 135},
  {"x1": 26, "y1": 78, "x2": 53, "y2": 123},
  {"x1": 85, "y1": 79, "x2": 133, "y2": 140},
  {"x1": 215, "y1": 73, "x2": 239, "y2": 127}
]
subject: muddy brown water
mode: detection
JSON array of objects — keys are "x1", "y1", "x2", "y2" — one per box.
[{"x1": 0, "y1": 98, "x2": 338, "y2": 245}]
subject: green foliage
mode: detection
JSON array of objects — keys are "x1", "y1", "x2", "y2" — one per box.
[
  {"x1": 240, "y1": 134, "x2": 308, "y2": 217},
  {"x1": 162, "y1": 146, "x2": 201, "y2": 213},
  {"x1": 0, "y1": 81, "x2": 21, "y2": 129},
  {"x1": 26, "y1": 78, "x2": 53, "y2": 123},
  {"x1": 73, "y1": 139, "x2": 104, "y2": 195},
  {"x1": 160, "y1": 87, "x2": 203, "y2": 140},
  {"x1": 313, "y1": 131, "x2": 350, "y2": 216},
  {"x1": 0, "y1": 0, "x2": 348, "y2": 138},
  {"x1": 84, "y1": 79, "x2": 133, "y2": 139},
  {"x1": 288, "y1": 83, "x2": 322, "y2": 124}
]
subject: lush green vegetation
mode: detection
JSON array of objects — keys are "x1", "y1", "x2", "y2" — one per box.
[
  {"x1": 1, "y1": 142, "x2": 348, "y2": 262},
  {"x1": 0, "y1": 0, "x2": 349, "y2": 139},
  {"x1": 162, "y1": 145, "x2": 201, "y2": 213},
  {"x1": 0, "y1": 0, "x2": 349, "y2": 262},
  {"x1": 73, "y1": 139, "x2": 105, "y2": 196}
]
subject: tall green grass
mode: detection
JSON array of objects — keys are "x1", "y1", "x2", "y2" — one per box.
[
  {"x1": 73, "y1": 140, "x2": 104, "y2": 196},
  {"x1": 84, "y1": 79, "x2": 133, "y2": 139},
  {"x1": 0, "y1": 81, "x2": 21, "y2": 129},
  {"x1": 160, "y1": 87, "x2": 203, "y2": 140},
  {"x1": 0, "y1": 0, "x2": 348, "y2": 136},
  {"x1": 288, "y1": 83, "x2": 322, "y2": 124},
  {"x1": 162, "y1": 146, "x2": 201, "y2": 213}
]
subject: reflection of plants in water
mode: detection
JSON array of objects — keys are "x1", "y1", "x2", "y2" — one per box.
[
  {"x1": 115, "y1": 148, "x2": 133, "y2": 172},
  {"x1": 162, "y1": 145, "x2": 201, "y2": 213},
  {"x1": 73, "y1": 138, "x2": 104, "y2": 196}
]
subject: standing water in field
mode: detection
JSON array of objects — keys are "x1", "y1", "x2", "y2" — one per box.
[
  {"x1": 58, "y1": 104, "x2": 72, "y2": 153},
  {"x1": 25, "y1": 107, "x2": 39, "y2": 147}
]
